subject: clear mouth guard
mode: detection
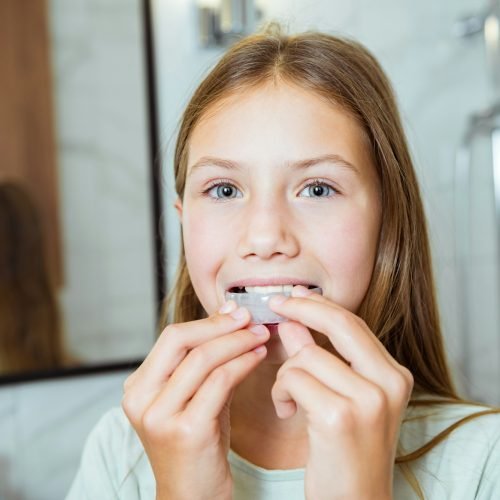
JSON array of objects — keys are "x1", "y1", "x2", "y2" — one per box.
[{"x1": 225, "y1": 286, "x2": 322, "y2": 324}]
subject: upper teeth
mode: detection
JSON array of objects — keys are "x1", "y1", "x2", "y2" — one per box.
[{"x1": 244, "y1": 285, "x2": 295, "y2": 294}]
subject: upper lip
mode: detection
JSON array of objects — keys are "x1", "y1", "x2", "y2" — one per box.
[{"x1": 225, "y1": 277, "x2": 319, "y2": 291}]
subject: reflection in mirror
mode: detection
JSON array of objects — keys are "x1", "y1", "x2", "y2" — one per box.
[
  {"x1": 0, "y1": 0, "x2": 162, "y2": 380},
  {"x1": 0, "y1": 182, "x2": 70, "y2": 373}
]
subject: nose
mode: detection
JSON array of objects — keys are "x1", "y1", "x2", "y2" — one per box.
[{"x1": 236, "y1": 195, "x2": 300, "y2": 260}]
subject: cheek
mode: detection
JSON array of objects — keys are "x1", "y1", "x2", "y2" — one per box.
[
  {"x1": 184, "y1": 208, "x2": 230, "y2": 254},
  {"x1": 183, "y1": 207, "x2": 230, "y2": 306},
  {"x1": 319, "y1": 208, "x2": 380, "y2": 310}
]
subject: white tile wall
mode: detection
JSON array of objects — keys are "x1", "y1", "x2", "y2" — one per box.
[{"x1": 0, "y1": 370, "x2": 131, "y2": 500}]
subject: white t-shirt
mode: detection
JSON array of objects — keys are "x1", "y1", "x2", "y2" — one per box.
[{"x1": 66, "y1": 396, "x2": 500, "y2": 499}]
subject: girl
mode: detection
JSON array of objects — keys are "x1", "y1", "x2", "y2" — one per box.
[{"x1": 67, "y1": 23, "x2": 500, "y2": 499}]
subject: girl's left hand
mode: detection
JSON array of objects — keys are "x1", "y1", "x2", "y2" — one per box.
[{"x1": 268, "y1": 285, "x2": 414, "y2": 500}]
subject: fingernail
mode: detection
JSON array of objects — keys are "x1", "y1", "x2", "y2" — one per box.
[
  {"x1": 269, "y1": 294, "x2": 287, "y2": 307},
  {"x1": 248, "y1": 324, "x2": 268, "y2": 336},
  {"x1": 292, "y1": 285, "x2": 313, "y2": 297},
  {"x1": 253, "y1": 345, "x2": 267, "y2": 354},
  {"x1": 219, "y1": 300, "x2": 237, "y2": 314},
  {"x1": 230, "y1": 307, "x2": 248, "y2": 320}
]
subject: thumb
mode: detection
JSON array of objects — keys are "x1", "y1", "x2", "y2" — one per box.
[
  {"x1": 220, "y1": 389, "x2": 235, "y2": 452},
  {"x1": 277, "y1": 320, "x2": 316, "y2": 357}
]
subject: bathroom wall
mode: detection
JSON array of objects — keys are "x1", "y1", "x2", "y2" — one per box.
[
  {"x1": 155, "y1": 0, "x2": 500, "y2": 405},
  {"x1": 0, "y1": 1, "x2": 499, "y2": 500},
  {"x1": 0, "y1": 369, "x2": 131, "y2": 500}
]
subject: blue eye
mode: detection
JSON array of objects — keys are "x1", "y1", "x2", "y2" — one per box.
[
  {"x1": 204, "y1": 182, "x2": 242, "y2": 200},
  {"x1": 202, "y1": 179, "x2": 338, "y2": 201},
  {"x1": 300, "y1": 181, "x2": 336, "y2": 198}
]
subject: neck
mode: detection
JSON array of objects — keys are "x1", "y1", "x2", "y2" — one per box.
[
  {"x1": 229, "y1": 363, "x2": 310, "y2": 469},
  {"x1": 230, "y1": 362, "x2": 308, "y2": 440}
]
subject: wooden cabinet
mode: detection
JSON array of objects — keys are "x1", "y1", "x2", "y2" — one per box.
[{"x1": 0, "y1": 0, "x2": 63, "y2": 287}]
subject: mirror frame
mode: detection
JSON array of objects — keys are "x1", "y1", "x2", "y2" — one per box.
[{"x1": 0, "y1": 0, "x2": 164, "y2": 385}]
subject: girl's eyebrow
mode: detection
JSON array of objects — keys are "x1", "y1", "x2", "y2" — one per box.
[{"x1": 187, "y1": 154, "x2": 360, "y2": 176}]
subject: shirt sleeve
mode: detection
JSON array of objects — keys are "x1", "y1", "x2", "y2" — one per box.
[{"x1": 65, "y1": 408, "x2": 125, "y2": 500}]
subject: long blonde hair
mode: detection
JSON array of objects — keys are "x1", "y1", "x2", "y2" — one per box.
[{"x1": 160, "y1": 23, "x2": 500, "y2": 497}]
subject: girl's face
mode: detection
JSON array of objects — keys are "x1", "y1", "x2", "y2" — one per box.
[{"x1": 176, "y1": 82, "x2": 382, "y2": 361}]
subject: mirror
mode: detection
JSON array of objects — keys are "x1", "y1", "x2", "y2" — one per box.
[{"x1": 0, "y1": 0, "x2": 163, "y2": 382}]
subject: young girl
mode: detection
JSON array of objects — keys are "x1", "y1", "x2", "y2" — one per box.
[{"x1": 67, "y1": 23, "x2": 500, "y2": 499}]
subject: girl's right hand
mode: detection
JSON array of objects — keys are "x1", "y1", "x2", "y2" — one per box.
[{"x1": 121, "y1": 301, "x2": 270, "y2": 500}]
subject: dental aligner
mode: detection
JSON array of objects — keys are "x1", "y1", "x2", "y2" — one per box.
[{"x1": 225, "y1": 285, "x2": 323, "y2": 325}]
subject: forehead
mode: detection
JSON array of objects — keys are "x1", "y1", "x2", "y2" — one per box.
[{"x1": 187, "y1": 82, "x2": 372, "y2": 176}]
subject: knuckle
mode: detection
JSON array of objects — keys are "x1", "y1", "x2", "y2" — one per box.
[
  {"x1": 141, "y1": 409, "x2": 174, "y2": 441},
  {"x1": 296, "y1": 343, "x2": 319, "y2": 360},
  {"x1": 393, "y1": 368, "x2": 414, "y2": 400},
  {"x1": 403, "y1": 366, "x2": 415, "y2": 387},
  {"x1": 276, "y1": 365, "x2": 286, "y2": 381},
  {"x1": 121, "y1": 393, "x2": 140, "y2": 424},
  {"x1": 162, "y1": 323, "x2": 183, "y2": 346},
  {"x1": 163, "y1": 322, "x2": 181, "y2": 336},
  {"x1": 120, "y1": 393, "x2": 131, "y2": 414},
  {"x1": 141, "y1": 409, "x2": 158, "y2": 435},
  {"x1": 321, "y1": 401, "x2": 354, "y2": 432},
  {"x1": 162, "y1": 323, "x2": 192, "y2": 357},
  {"x1": 209, "y1": 366, "x2": 232, "y2": 386},
  {"x1": 335, "y1": 310, "x2": 356, "y2": 331},
  {"x1": 161, "y1": 323, "x2": 181, "y2": 346},
  {"x1": 392, "y1": 369, "x2": 407, "y2": 391},
  {"x1": 281, "y1": 367, "x2": 302, "y2": 385},
  {"x1": 167, "y1": 416, "x2": 210, "y2": 449},
  {"x1": 364, "y1": 386, "x2": 387, "y2": 418},
  {"x1": 123, "y1": 374, "x2": 134, "y2": 391},
  {"x1": 355, "y1": 316, "x2": 369, "y2": 329},
  {"x1": 187, "y1": 346, "x2": 212, "y2": 368},
  {"x1": 171, "y1": 417, "x2": 198, "y2": 443}
]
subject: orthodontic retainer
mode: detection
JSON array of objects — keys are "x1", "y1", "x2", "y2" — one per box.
[{"x1": 224, "y1": 286, "x2": 323, "y2": 324}]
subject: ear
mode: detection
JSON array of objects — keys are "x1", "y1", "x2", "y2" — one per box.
[{"x1": 174, "y1": 198, "x2": 183, "y2": 222}]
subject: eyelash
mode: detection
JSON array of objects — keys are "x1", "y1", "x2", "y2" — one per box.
[{"x1": 201, "y1": 178, "x2": 340, "y2": 201}]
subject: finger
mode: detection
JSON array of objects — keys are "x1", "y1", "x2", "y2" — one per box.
[
  {"x1": 269, "y1": 290, "x2": 413, "y2": 394},
  {"x1": 277, "y1": 287, "x2": 414, "y2": 406},
  {"x1": 184, "y1": 346, "x2": 267, "y2": 421},
  {"x1": 128, "y1": 303, "x2": 252, "y2": 392},
  {"x1": 290, "y1": 286, "x2": 407, "y2": 369},
  {"x1": 291, "y1": 285, "x2": 390, "y2": 356},
  {"x1": 148, "y1": 325, "x2": 270, "y2": 416},
  {"x1": 276, "y1": 344, "x2": 375, "y2": 400},
  {"x1": 286, "y1": 287, "x2": 414, "y2": 382},
  {"x1": 277, "y1": 320, "x2": 316, "y2": 357},
  {"x1": 272, "y1": 367, "x2": 347, "y2": 421},
  {"x1": 269, "y1": 292, "x2": 389, "y2": 377}
]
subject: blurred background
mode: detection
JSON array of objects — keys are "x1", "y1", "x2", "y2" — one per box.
[{"x1": 1, "y1": 0, "x2": 499, "y2": 498}]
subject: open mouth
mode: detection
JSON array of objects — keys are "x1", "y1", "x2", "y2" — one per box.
[
  {"x1": 223, "y1": 284, "x2": 322, "y2": 326},
  {"x1": 228, "y1": 284, "x2": 319, "y2": 294}
]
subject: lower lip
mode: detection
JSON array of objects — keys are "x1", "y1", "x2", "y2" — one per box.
[{"x1": 264, "y1": 324, "x2": 280, "y2": 334}]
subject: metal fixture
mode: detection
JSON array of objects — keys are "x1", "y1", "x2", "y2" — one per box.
[
  {"x1": 197, "y1": 0, "x2": 264, "y2": 48},
  {"x1": 455, "y1": 0, "x2": 500, "y2": 93}
]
